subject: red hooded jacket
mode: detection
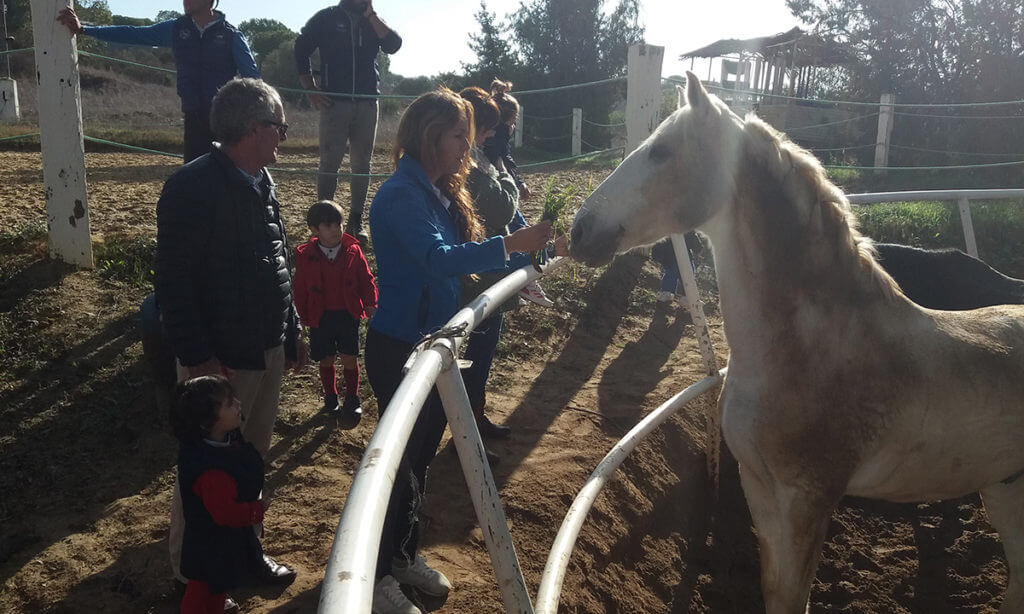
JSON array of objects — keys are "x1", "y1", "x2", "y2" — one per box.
[{"x1": 293, "y1": 235, "x2": 377, "y2": 328}]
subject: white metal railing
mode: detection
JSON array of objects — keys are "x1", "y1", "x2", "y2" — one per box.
[
  {"x1": 318, "y1": 232, "x2": 722, "y2": 613},
  {"x1": 318, "y1": 259, "x2": 564, "y2": 613},
  {"x1": 847, "y1": 189, "x2": 1024, "y2": 259}
]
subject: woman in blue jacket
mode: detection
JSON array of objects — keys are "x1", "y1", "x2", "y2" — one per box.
[
  {"x1": 363, "y1": 88, "x2": 554, "y2": 613},
  {"x1": 57, "y1": 1, "x2": 259, "y2": 162}
]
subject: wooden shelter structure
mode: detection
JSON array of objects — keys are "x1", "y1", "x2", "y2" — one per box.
[
  {"x1": 680, "y1": 27, "x2": 855, "y2": 99},
  {"x1": 680, "y1": 27, "x2": 862, "y2": 145}
]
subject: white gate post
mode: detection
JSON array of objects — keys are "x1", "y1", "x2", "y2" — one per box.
[
  {"x1": 30, "y1": 0, "x2": 93, "y2": 268},
  {"x1": 571, "y1": 107, "x2": 581, "y2": 156},
  {"x1": 957, "y1": 197, "x2": 979, "y2": 258},
  {"x1": 0, "y1": 78, "x2": 18, "y2": 121},
  {"x1": 874, "y1": 93, "x2": 894, "y2": 175},
  {"x1": 514, "y1": 107, "x2": 523, "y2": 148},
  {"x1": 626, "y1": 43, "x2": 664, "y2": 153}
]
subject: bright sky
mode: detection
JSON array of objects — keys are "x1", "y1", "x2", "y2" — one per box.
[{"x1": 101, "y1": 0, "x2": 803, "y2": 79}]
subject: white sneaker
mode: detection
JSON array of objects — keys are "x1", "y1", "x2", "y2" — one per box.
[
  {"x1": 372, "y1": 575, "x2": 421, "y2": 614},
  {"x1": 657, "y1": 290, "x2": 675, "y2": 303},
  {"x1": 391, "y1": 555, "x2": 452, "y2": 597},
  {"x1": 519, "y1": 280, "x2": 554, "y2": 308}
]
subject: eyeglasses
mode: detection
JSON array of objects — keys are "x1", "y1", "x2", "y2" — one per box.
[{"x1": 263, "y1": 120, "x2": 288, "y2": 138}]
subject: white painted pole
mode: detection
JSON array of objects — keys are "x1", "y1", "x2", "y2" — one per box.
[
  {"x1": 957, "y1": 196, "x2": 979, "y2": 258},
  {"x1": 873, "y1": 93, "x2": 894, "y2": 174},
  {"x1": 435, "y1": 365, "x2": 533, "y2": 614},
  {"x1": 30, "y1": 0, "x2": 92, "y2": 268},
  {"x1": 625, "y1": 43, "x2": 664, "y2": 153},
  {"x1": 0, "y1": 78, "x2": 18, "y2": 121},
  {"x1": 514, "y1": 109, "x2": 523, "y2": 148},
  {"x1": 571, "y1": 107, "x2": 581, "y2": 157},
  {"x1": 671, "y1": 233, "x2": 720, "y2": 498}
]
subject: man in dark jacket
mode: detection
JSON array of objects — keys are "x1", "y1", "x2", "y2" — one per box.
[
  {"x1": 57, "y1": 0, "x2": 259, "y2": 162},
  {"x1": 294, "y1": 0, "x2": 402, "y2": 244},
  {"x1": 156, "y1": 77, "x2": 305, "y2": 592}
]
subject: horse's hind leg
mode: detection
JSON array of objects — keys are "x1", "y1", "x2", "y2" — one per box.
[
  {"x1": 981, "y1": 478, "x2": 1024, "y2": 613},
  {"x1": 739, "y1": 464, "x2": 836, "y2": 614}
]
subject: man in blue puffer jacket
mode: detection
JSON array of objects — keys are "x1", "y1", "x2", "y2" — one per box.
[
  {"x1": 294, "y1": 0, "x2": 402, "y2": 245},
  {"x1": 57, "y1": 0, "x2": 259, "y2": 162}
]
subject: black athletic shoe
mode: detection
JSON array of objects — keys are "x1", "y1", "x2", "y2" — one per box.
[{"x1": 337, "y1": 395, "x2": 363, "y2": 430}]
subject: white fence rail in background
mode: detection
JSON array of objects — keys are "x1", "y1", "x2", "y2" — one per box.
[{"x1": 847, "y1": 189, "x2": 1024, "y2": 258}]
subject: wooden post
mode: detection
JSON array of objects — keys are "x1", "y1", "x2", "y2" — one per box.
[
  {"x1": 30, "y1": 0, "x2": 93, "y2": 267},
  {"x1": 626, "y1": 43, "x2": 664, "y2": 153},
  {"x1": 514, "y1": 108, "x2": 523, "y2": 148},
  {"x1": 571, "y1": 107, "x2": 581, "y2": 156},
  {"x1": 873, "y1": 93, "x2": 895, "y2": 174}
]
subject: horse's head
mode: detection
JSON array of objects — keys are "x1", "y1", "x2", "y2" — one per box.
[{"x1": 570, "y1": 71, "x2": 744, "y2": 266}]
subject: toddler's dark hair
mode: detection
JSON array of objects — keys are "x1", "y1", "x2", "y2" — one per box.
[
  {"x1": 170, "y1": 375, "x2": 234, "y2": 442},
  {"x1": 489, "y1": 79, "x2": 520, "y2": 124},
  {"x1": 306, "y1": 200, "x2": 344, "y2": 228}
]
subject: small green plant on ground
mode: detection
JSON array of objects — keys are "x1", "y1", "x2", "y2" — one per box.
[{"x1": 94, "y1": 234, "x2": 157, "y2": 287}]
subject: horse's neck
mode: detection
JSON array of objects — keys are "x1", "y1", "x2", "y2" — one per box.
[{"x1": 701, "y1": 165, "x2": 887, "y2": 362}]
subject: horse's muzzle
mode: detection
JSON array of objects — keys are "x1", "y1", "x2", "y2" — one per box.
[{"x1": 569, "y1": 217, "x2": 623, "y2": 267}]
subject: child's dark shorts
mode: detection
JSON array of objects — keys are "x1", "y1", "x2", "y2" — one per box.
[{"x1": 309, "y1": 309, "x2": 360, "y2": 361}]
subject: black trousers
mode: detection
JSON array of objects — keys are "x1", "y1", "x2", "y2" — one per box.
[
  {"x1": 364, "y1": 327, "x2": 448, "y2": 580},
  {"x1": 183, "y1": 106, "x2": 214, "y2": 163}
]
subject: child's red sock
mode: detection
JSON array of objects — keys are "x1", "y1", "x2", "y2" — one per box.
[
  {"x1": 181, "y1": 580, "x2": 225, "y2": 614},
  {"x1": 343, "y1": 365, "x2": 360, "y2": 398},
  {"x1": 319, "y1": 361, "x2": 337, "y2": 397}
]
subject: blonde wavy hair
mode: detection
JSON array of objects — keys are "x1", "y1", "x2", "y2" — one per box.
[{"x1": 393, "y1": 88, "x2": 484, "y2": 242}]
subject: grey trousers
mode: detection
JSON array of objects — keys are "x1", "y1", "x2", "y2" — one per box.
[
  {"x1": 168, "y1": 345, "x2": 285, "y2": 581},
  {"x1": 317, "y1": 99, "x2": 379, "y2": 229}
]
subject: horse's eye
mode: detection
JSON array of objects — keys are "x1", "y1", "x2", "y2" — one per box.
[{"x1": 648, "y1": 143, "x2": 671, "y2": 163}]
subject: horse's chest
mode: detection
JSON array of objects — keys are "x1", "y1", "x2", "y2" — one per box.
[{"x1": 720, "y1": 376, "x2": 868, "y2": 482}]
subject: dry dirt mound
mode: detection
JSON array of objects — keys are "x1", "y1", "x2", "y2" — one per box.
[{"x1": 0, "y1": 151, "x2": 1009, "y2": 613}]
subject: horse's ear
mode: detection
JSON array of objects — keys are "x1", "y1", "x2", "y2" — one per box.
[{"x1": 685, "y1": 70, "x2": 711, "y2": 113}]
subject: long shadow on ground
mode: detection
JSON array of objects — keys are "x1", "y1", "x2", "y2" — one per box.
[
  {"x1": 595, "y1": 301, "x2": 689, "y2": 435},
  {"x1": 420, "y1": 254, "x2": 646, "y2": 547}
]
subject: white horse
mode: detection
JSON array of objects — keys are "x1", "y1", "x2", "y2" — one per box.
[{"x1": 569, "y1": 72, "x2": 1024, "y2": 613}]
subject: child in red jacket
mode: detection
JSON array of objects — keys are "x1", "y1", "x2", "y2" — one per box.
[{"x1": 294, "y1": 200, "x2": 377, "y2": 429}]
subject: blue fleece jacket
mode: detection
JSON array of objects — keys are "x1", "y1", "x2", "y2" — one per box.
[
  {"x1": 83, "y1": 12, "x2": 258, "y2": 112},
  {"x1": 368, "y1": 155, "x2": 509, "y2": 344}
]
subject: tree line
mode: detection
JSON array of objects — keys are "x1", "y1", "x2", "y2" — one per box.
[{"x1": 5, "y1": 0, "x2": 1023, "y2": 175}]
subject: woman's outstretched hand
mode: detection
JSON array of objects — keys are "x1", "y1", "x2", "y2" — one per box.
[{"x1": 504, "y1": 221, "x2": 553, "y2": 254}]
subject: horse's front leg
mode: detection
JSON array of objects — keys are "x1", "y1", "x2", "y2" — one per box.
[
  {"x1": 981, "y1": 478, "x2": 1024, "y2": 613},
  {"x1": 739, "y1": 463, "x2": 839, "y2": 614}
]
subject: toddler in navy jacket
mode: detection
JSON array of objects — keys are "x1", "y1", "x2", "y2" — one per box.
[{"x1": 171, "y1": 376, "x2": 296, "y2": 614}]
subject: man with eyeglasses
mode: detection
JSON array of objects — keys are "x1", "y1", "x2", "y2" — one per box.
[
  {"x1": 155, "y1": 78, "x2": 307, "y2": 609},
  {"x1": 294, "y1": 0, "x2": 402, "y2": 246}
]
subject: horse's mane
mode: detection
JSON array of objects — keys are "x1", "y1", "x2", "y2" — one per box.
[{"x1": 739, "y1": 113, "x2": 901, "y2": 300}]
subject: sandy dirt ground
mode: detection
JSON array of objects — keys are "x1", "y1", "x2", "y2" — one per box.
[{"x1": 0, "y1": 150, "x2": 1011, "y2": 613}]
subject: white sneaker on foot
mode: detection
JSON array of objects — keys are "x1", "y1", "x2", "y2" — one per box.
[
  {"x1": 391, "y1": 555, "x2": 452, "y2": 598},
  {"x1": 519, "y1": 280, "x2": 554, "y2": 308},
  {"x1": 372, "y1": 575, "x2": 421, "y2": 614}
]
